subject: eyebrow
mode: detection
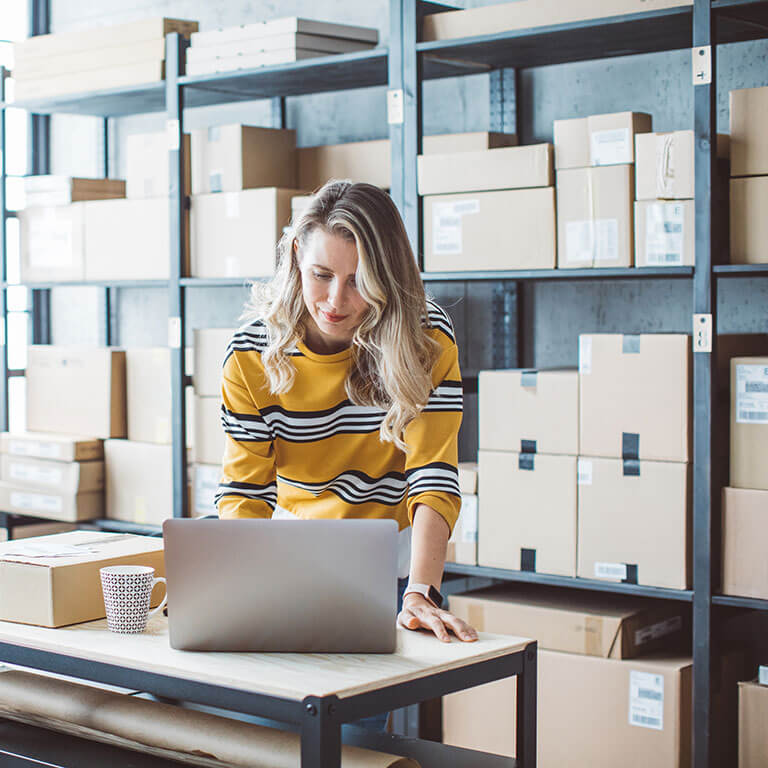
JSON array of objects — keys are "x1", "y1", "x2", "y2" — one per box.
[{"x1": 309, "y1": 263, "x2": 357, "y2": 279}]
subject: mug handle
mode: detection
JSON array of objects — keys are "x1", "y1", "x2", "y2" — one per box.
[{"x1": 147, "y1": 577, "x2": 168, "y2": 620}]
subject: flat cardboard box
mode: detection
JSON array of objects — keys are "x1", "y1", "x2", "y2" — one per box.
[
  {"x1": 556, "y1": 164, "x2": 634, "y2": 268},
  {"x1": 448, "y1": 585, "x2": 686, "y2": 659},
  {"x1": 190, "y1": 188, "x2": 299, "y2": 278},
  {"x1": 422, "y1": 0, "x2": 691, "y2": 41},
  {"x1": 192, "y1": 463, "x2": 219, "y2": 517},
  {"x1": 731, "y1": 86, "x2": 768, "y2": 177},
  {"x1": 191, "y1": 124, "x2": 297, "y2": 195},
  {"x1": 22, "y1": 176, "x2": 125, "y2": 207},
  {"x1": 423, "y1": 188, "x2": 556, "y2": 272},
  {"x1": 446, "y1": 494, "x2": 477, "y2": 566},
  {"x1": 730, "y1": 176, "x2": 768, "y2": 265},
  {"x1": 0, "y1": 522, "x2": 77, "y2": 542},
  {"x1": 722, "y1": 487, "x2": 768, "y2": 599},
  {"x1": 579, "y1": 333, "x2": 691, "y2": 462},
  {"x1": 0, "y1": 455, "x2": 103, "y2": 494},
  {"x1": 84, "y1": 197, "x2": 190, "y2": 280},
  {"x1": 18, "y1": 203, "x2": 85, "y2": 283},
  {"x1": 193, "y1": 396, "x2": 225, "y2": 466},
  {"x1": 0, "y1": 481, "x2": 101, "y2": 522},
  {"x1": 635, "y1": 200, "x2": 695, "y2": 267},
  {"x1": 478, "y1": 368, "x2": 578, "y2": 454},
  {"x1": 730, "y1": 357, "x2": 768, "y2": 490},
  {"x1": 186, "y1": 34, "x2": 374, "y2": 61},
  {"x1": 104, "y1": 440, "x2": 172, "y2": 526},
  {"x1": 577, "y1": 456, "x2": 690, "y2": 590},
  {"x1": 0, "y1": 530, "x2": 165, "y2": 627},
  {"x1": 0, "y1": 433, "x2": 103, "y2": 462},
  {"x1": 554, "y1": 112, "x2": 652, "y2": 170},
  {"x1": 457, "y1": 462, "x2": 478, "y2": 495},
  {"x1": 125, "y1": 131, "x2": 190, "y2": 198},
  {"x1": 478, "y1": 450, "x2": 577, "y2": 577},
  {"x1": 418, "y1": 143, "x2": 553, "y2": 195},
  {"x1": 635, "y1": 131, "x2": 694, "y2": 200},
  {"x1": 193, "y1": 328, "x2": 234, "y2": 397},
  {"x1": 26, "y1": 347, "x2": 126, "y2": 440},
  {"x1": 739, "y1": 680, "x2": 768, "y2": 768}
]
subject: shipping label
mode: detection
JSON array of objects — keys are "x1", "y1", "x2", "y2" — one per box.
[
  {"x1": 8, "y1": 440, "x2": 62, "y2": 460},
  {"x1": 590, "y1": 127, "x2": 632, "y2": 166},
  {"x1": 459, "y1": 494, "x2": 478, "y2": 543},
  {"x1": 736, "y1": 364, "x2": 768, "y2": 424},
  {"x1": 10, "y1": 491, "x2": 63, "y2": 514},
  {"x1": 8, "y1": 462, "x2": 64, "y2": 487},
  {"x1": 577, "y1": 459, "x2": 593, "y2": 485},
  {"x1": 645, "y1": 203, "x2": 685, "y2": 266},
  {"x1": 566, "y1": 220, "x2": 594, "y2": 264},
  {"x1": 593, "y1": 218, "x2": 620, "y2": 263},
  {"x1": 759, "y1": 666, "x2": 768, "y2": 686},
  {"x1": 579, "y1": 336, "x2": 592, "y2": 374},
  {"x1": 432, "y1": 200, "x2": 480, "y2": 256},
  {"x1": 595, "y1": 561, "x2": 627, "y2": 580},
  {"x1": 629, "y1": 671, "x2": 664, "y2": 731}
]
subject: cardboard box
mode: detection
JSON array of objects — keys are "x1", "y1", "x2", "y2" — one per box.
[
  {"x1": 418, "y1": 143, "x2": 553, "y2": 195},
  {"x1": 635, "y1": 131, "x2": 694, "y2": 200},
  {"x1": 446, "y1": 494, "x2": 477, "y2": 566},
  {"x1": 739, "y1": 680, "x2": 768, "y2": 768},
  {"x1": 126, "y1": 348, "x2": 173, "y2": 445},
  {"x1": 104, "y1": 440, "x2": 172, "y2": 526},
  {"x1": 0, "y1": 530, "x2": 165, "y2": 627},
  {"x1": 457, "y1": 462, "x2": 478, "y2": 495},
  {"x1": 577, "y1": 456, "x2": 690, "y2": 589},
  {"x1": 193, "y1": 396, "x2": 225, "y2": 466},
  {"x1": 0, "y1": 522, "x2": 77, "y2": 542},
  {"x1": 191, "y1": 124, "x2": 297, "y2": 195},
  {"x1": 0, "y1": 433, "x2": 103, "y2": 462},
  {"x1": 18, "y1": 204, "x2": 85, "y2": 283},
  {"x1": 730, "y1": 357, "x2": 768, "y2": 490},
  {"x1": 423, "y1": 188, "x2": 556, "y2": 272},
  {"x1": 556, "y1": 164, "x2": 634, "y2": 268},
  {"x1": 190, "y1": 188, "x2": 299, "y2": 278},
  {"x1": 422, "y1": 0, "x2": 691, "y2": 41},
  {"x1": 192, "y1": 463, "x2": 220, "y2": 517},
  {"x1": 448, "y1": 585, "x2": 687, "y2": 659},
  {"x1": 731, "y1": 86, "x2": 768, "y2": 177},
  {"x1": 125, "y1": 131, "x2": 190, "y2": 198},
  {"x1": 722, "y1": 487, "x2": 768, "y2": 599},
  {"x1": 26, "y1": 347, "x2": 126, "y2": 440},
  {"x1": 0, "y1": 481, "x2": 101, "y2": 522},
  {"x1": 731, "y1": 176, "x2": 768, "y2": 265},
  {"x1": 193, "y1": 329, "x2": 234, "y2": 397},
  {"x1": 478, "y1": 450, "x2": 577, "y2": 576},
  {"x1": 579, "y1": 333, "x2": 691, "y2": 462},
  {"x1": 22, "y1": 176, "x2": 125, "y2": 207},
  {"x1": 0, "y1": 455, "x2": 103, "y2": 493},
  {"x1": 554, "y1": 112, "x2": 652, "y2": 170},
  {"x1": 478, "y1": 368, "x2": 578, "y2": 454},
  {"x1": 83, "y1": 197, "x2": 190, "y2": 280},
  {"x1": 635, "y1": 200, "x2": 695, "y2": 267}
]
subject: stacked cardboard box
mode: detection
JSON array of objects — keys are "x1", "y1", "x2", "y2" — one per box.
[
  {"x1": 739, "y1": 677, "x2": 768, "y2": 767},
  {"x1": 445, "y1": 463, "x2": 478, "y2": 566},
  {"x1": 730, "y1": 86, "x2": 768, "y2": 264},
  {"x1": 554, "y1": 111, "x2": 651, "y2": 268},
  {"x1": 12, "y1": 18, "x2": 198, "y2": 102},
  {"x1": 187, "y1": 18, "x2": 378, "y2": 76},
  {"x1": 477, "y1": 369, "x2": 579, "y2": 576},
  {"x1": 578, "y1": 334, "x2": 691, "y2": 589},
  {"x1": 124, "y1": 130, "x2": 191, "y2": 199}
]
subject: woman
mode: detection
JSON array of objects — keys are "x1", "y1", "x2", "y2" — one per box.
[{"x1": 216, "y1": 179, "x2": 477, "y2": 646}]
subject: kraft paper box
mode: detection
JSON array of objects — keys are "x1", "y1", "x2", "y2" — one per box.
[
  {"x1": 457, "y1": 462, "x2": 477, "y2": 495},
  {"x1": 0, "y1": 522, "x2": 77, "y2": 542},
  {"x1": 556, "y1": 164, "x2": 634, "y2": 268},
  {"x1": 125, "y1": 131, "x2": 190, "y2": 199},
  {"x1": 553, "y1": 111, "x2": 652, "y2": 170},
  {"x1": 193, "y1": 328, "x2": 234, "y2": 397},
  {"x1": 190, "y1": 188, "x2": 300, "y2": 278},
  {"x1": 448, "y1": 585, "x2": 687, "y2": 659},
  {"x1": 0, "y1": 530, "x2": 165, "y2": 627},
  {"x1": 722, "y1": 487, "x2": 768, "y2": 600},
  {"x1": 423, "y1": 188, "x2": 556, "y2": 272},
  {"x1": 192, "y1": 463, "x2": 220, "y2": 517},
  {"x1": 634, "y1": 200, "x2": 695, "y2": 267},
  {"x1": 730, "y1": 177, "x2": 768, "y2": 265},
  {"x1": 26, "y1": 347, "x2": 127, "y2": 440},
  {"x1": 577, "y1": 457, "x2": 690, "y2": 590},
  {"x1": 22, "y1": 176, "x2": 125, "y2": 207},
  {"x1": 418, "y1": 143, "x2": 552, "y2": 195},
  {"x1": 193, "y1": 396, "x2": 225, "y2": 466},
  {"x1": 579, "y1": 333, "x2": 691, "y2": 462},
  {"x1": 0, "y1": 481, "x2": 101, "y2": 522},
  {"x1": 478, "y1": 368, "x2": 578, "y2": 454},
  {"x1": 446, "y1": 494, "x2": 477, "y2": 566},
  {"x1": 739, "y1": 680, "x2": 768, "y2": 768},
  {"x1": 730, "y1": 86, "x2": 768, "y2": 177},
  {"x1": 635, "y1": 131, "x2": 694, "y2": 200},
  {"x1": 191, "y1": 124, "x2": 297, "y2": 194},
  {"x1": 0, "y1": 432, "x2": 103, "y2": 462},
  {"x1": 18, "y1": 203, "x2": 85, "y2": 283},
  {"x1": 0, "y1": 455, "x2": 103, "y2": 494},
  {"x1": 730, "y1": 357, "x2": 768, "y2": 490},
  {"x1": 478, "y1": 450, "x2": 577, "y2": 577}
]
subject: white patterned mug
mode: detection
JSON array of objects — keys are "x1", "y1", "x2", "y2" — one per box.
[{"x1": 100, "y1": 565, "x2": 167, "y2": 634}]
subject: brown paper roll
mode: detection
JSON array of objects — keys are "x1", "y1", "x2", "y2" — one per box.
[{"x1": 0, "y1": 670, "x2": 419, "y2": 768}]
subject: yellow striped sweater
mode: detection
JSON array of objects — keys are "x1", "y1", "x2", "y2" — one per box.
[{"x1": 215, "y1": 299, "x2": 463, "y2": 543}]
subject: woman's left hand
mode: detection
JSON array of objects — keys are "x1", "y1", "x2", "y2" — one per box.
[{"x1": 397, "y1": 593, "x2": 478, "y2": 643}]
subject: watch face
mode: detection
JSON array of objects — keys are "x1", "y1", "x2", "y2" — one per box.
[{"x1": 428, "y1": 584, "x2": 444, "y2": 609}]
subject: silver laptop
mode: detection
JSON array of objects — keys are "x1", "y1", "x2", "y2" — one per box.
[{"x1": 162, "y1": 518, "x2": 398, "y2": 653}]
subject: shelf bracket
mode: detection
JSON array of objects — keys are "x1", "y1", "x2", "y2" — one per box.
[
  {"x1": 693, "y1": 313, "x2": 713, "y2": 353},
  {"x1": 692, "y1": 46, "x2": 712, "y2": 86}
]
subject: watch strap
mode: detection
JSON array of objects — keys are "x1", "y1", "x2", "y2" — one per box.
[{"x1": 403, "y1": 582, "x2": 444, "y2": 609}]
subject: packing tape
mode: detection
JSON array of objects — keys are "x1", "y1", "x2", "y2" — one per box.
[
  {"x1": 622, "y1": 564, "x2": 639, "y2": 585},
  {"x1": 655, "y1": 133, "x2": 675, "y2": 199},
  {"x1": 623, "y1": 459, "x2": 640, "y2": 477},
  {"x1": 520, "y1": 439, "x2": 537, "y2": 454},
  {"x1": 622, "y1": 432, "x2": 640, "y2": 460},
  {"x1": 622, "y1": 334, "x2": 641, "y2": 354},
  {"x1": 518, "y1": 453, "x2": 535, "y2": 471},
  {"x1": 520, "y1": 370, "x2": 538, "y2": 388},
  {"x1": 584, "y1": 615, "x2": 604, "y2": 657},
  {"x1": 520, "y1": 548, "x2": 536, "y2": 572}
]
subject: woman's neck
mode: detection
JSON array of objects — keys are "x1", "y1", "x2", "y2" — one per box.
[{"x1": 303, "y1": 320, "x2": 352, "y2": 355}]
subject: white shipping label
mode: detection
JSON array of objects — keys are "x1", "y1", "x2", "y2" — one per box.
[
  {"x1": 10, "y1": 491, "x2": 63, "y2": 514},
  {"x1": 8, "y1": 462, "x2": 64, "y2": 487},
  {"x1": 629, "y1": 671, "x2": 664, "y2": 731},
  {"x1": 591, "y1": 127, "x2": 632, "y2": 166},
  {"x1": 579, "y1": 336, "x2": 592, "y2": 374},
  {"x1": 8, "y1": 440, "x2": 62, "y2": 460},
  {"x1": 577, "y1": 459, "x2": 593, "y2": 486},
  {"x1": 736, "y1": 364, "x2": 768, "y2": 424},
  {"x1": 635, "y1": 615, "x2": 683, "y2": 646},
  {"x1": 459, "y1": 495, "x2": 478, "y2": 543},
  {"x1": 759, "y1": 666, "x2": 768, "y2": 686},
  {"x1": 645, "y1": 203, "x2": 685, "y2": 266},
  {"x1": 595, "y1": 561, "x2": 627, "y2": 580},
  {"x1": 593, "y1": 218, "x2": 619, "y2": 263},
  {"x1": 566, "y1": 220, "x2": 594, "y2": 264},
  {"x1": 432, "y1": 200, "x2": 480, "y2": 256}
]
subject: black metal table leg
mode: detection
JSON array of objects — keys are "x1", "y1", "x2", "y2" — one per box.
[
  {"x1": 301, "y1": 695, "x2": 341, "y2": 768},
  {"x1": 516, "y1": 641, "x2": 537, "y2": 767}
]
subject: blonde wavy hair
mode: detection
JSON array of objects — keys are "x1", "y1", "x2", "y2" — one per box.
[{"x1": 241, "y1": 180, "x2": 442, "y2": 452}]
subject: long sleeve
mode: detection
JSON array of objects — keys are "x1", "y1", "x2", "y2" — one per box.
[{"x1": 215, "y1": 349, "x2": 277, "y2": 519}]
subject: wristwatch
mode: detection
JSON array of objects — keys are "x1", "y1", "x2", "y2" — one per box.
[{"x1": 403, "y1": 582, "x2": 444, "y2": 609}]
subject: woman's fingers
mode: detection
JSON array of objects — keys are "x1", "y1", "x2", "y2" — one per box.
[
  {"x1": 439, "y1": 611, "x2": 478, "y2": 642},
  {"x1": 398, "y1": 604, "x2": 478, "y2": 643}
]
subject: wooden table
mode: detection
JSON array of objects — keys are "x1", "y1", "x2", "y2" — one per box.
[{"x1": 0, "y1": 616, "x2": 537, "y2": 768}]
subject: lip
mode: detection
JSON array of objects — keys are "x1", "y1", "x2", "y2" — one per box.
[{"x1": 320, "y1": 310, "x2": 347, "y2": 323}]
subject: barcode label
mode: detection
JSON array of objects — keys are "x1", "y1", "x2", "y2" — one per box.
[
  {"x1": 736, "y1": 365, "x2": 768, "y2": 424},
  {"x1": 644, "y1": 203, "x2": 685, "y2": 266},
  {"x1": 432, "y1": 200, "x2": 479, "y2": 256},
  {"x1": 591, "y1": 127, "x2": 632, "y2": 165},
  {"x1": 595, "y1": 561, "x2": 627, "y2": 580},
  {"x1": 629, "y1": 671, "x2": 664, "y2": 731},
  {"x1": 577, "y1": 459, "x2": 593, "y2": 485}
]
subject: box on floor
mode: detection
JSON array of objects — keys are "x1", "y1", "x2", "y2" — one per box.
[
  {"x1": 722, "y1": 487, "x2": 768, "y2": 600},
  {"x1": 730, "y1": 357, "x2": 768, "y2": 490}
]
